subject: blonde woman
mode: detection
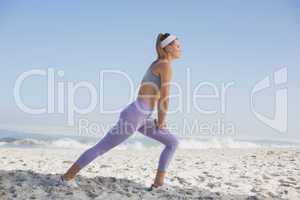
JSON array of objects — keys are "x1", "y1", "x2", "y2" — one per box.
[{"x1": 61, "y1": 33, "x2": 182, "y2": 190}]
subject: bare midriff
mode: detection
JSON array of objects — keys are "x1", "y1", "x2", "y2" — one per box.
[{"x1": 137, "y1": 82, "x2": 160, "y2": 110}]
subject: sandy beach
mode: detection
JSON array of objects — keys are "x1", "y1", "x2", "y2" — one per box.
[{"x1": 0, "y1": 147, "x2": 300, "y2": 200}]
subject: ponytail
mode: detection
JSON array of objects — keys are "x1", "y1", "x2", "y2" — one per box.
[{"x1": 155, "y1": 33, "x2": 168, "y2": 60}]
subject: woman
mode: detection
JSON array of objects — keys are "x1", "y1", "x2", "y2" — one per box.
[{"x1": 60, "y1": 33, "x2": 182, "y2": 190}]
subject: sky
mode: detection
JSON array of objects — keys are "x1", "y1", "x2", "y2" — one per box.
[{"x1": 0, "y1": 0, "x2": 299, "y2": 141}]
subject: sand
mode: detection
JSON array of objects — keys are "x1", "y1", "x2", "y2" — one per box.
[{"x1": 0, "y1": 147, "x2": 300, "y2": 199}]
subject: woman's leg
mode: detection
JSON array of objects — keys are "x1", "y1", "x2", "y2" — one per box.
[
  {"x1": 137, "y1": 118, "x2": 179, "y2": 186},
  {"x1": 75, "y1": 120, "x2": 136, "y2": 169},
  {"x1": 63, "y1": 100, "x2": 150, "y2": 181},
  {"x1": 62, "y1": 120, "x2": 135, "y2": 180}
]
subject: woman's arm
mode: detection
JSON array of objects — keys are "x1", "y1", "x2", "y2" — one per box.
[{"x1": 156, "y1": 62, "x2": 172, "y2": 128}]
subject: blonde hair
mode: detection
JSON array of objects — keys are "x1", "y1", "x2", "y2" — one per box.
[{"x1": 155, "y1": 33, "x2": 170, "y2": 60}]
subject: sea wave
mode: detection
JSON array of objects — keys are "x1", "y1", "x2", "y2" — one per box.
[
  {"x1": 0, "y1": 136, "x2": 299, "y2": 150},
  {"x1": 0, "y1": 137, "x2": 91, "y2": 149},
  {"x1": 0, "y1": 137, "x2": 154, "y2": 150},
  {"x1": 179, "y1": 137, "x2": 257, "y2": 149}
]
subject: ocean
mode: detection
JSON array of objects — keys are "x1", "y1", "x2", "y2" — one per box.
[{"x1": 0, "y1": 129, "x2": 300, "y2": 150}]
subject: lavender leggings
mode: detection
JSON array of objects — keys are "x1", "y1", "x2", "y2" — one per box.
[{"x1": 74, "y1": 98, "x2": 179, "y2": 172}]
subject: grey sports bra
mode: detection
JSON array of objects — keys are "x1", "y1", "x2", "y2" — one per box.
[{"x1": 141, "y1": 66, "x2": 161, "y2": 89}]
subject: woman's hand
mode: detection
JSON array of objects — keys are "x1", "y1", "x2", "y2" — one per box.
[{"x1": 154, "y1": 119, "x2": 167, "y2": 129}]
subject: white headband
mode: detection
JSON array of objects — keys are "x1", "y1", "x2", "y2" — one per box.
[{"x1": 160, "y1": 35, "x2": 177, "y2": 48}]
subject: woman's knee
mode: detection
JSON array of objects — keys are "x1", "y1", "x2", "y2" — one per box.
[{"x1": 166, "y1": 134, "x2": 179, "y2": 150}]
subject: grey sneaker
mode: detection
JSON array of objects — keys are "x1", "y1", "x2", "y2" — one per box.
[
  {"x1": 57, "y1": 175, "x2": 79, "y2": 188},
  {"x1": 147, "y1": 184, "x2": 172, "y2": 192}
]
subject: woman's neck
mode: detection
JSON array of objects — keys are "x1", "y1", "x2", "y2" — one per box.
[{"x1": 157, "y1": 56, "x2": 173, "y2": 63}]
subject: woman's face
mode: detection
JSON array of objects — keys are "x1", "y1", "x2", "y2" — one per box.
[{"x1": 165, "y1": 39, "x2": 181, "y2": 59}]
